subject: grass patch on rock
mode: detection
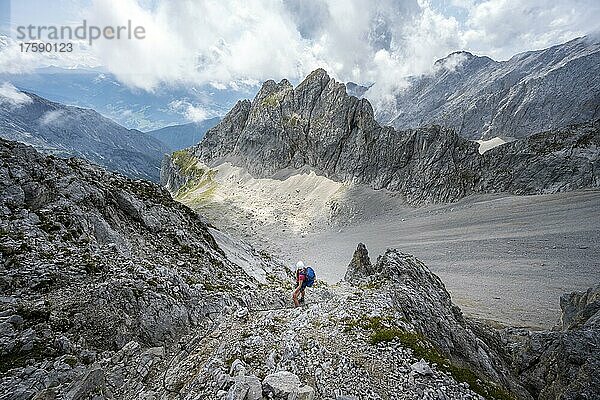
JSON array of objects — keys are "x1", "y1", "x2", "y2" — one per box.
[
  {"x1": 346, "y1": 315, "x2": 515, "y2": 400},
  {"x1": 170, "y1": 151, "x2": 219, "y2": 205}
]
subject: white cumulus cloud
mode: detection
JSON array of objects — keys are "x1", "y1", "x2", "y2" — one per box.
[
  {"x1": 2, "y1": 0, "x2": 599, "y2": 110},
  {"x1": 0, "y1": 82, "x2": 32, "y2": 106},
  {"x1": 40, "y1": 109, "x2": 66, "y2": 125},
  {"x1": 168, "y1": 100, "x2": 211, "y2": 123},
  {"x1": 456, "y1": 0, "x2": 600, "y2": 60}
]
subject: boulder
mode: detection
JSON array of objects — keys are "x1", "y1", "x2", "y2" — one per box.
[
  {"x1": 411, "y1": 359, "x2": 433, "y2": 376},
  {"x1": 64, "y1": 368, "x2": 106, "y2": 400},
  {"x1": 262, "y1": 371, "x2": 301, "y2": 398},
  {"x1": 298, "y1": 385, "x2": 315, "y2": 400},
  {"x1": 344, "y1": 243, "x2": 374, "y2": 283},
  {"x1": 227, "y1": 375, "x2": 262, "y2": 400}
]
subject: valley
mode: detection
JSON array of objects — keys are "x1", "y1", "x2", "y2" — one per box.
[
  {"x1": 162, "y1": 66, "x2": 600, "y2": 331},
  {"x1": 2, "y1": 24, "x2": 600, "y2": 399},
  {"x1": 170, "y1": 160, "x2": 600, "y2": 329}
]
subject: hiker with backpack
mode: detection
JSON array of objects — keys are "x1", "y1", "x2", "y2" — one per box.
[{"x1": 293, "y1": 261, "x2": 315, "y2": 307}]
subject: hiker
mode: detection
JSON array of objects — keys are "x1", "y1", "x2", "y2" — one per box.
[{"x1": 293, "y1": 261, "x2": 315, "y2": 307}]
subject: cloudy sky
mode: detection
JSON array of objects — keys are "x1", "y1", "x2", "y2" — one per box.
[{"x1": 1, "y1": 0, "x2": 599, "y2": 99}]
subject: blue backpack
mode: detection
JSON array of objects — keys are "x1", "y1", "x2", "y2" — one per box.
[{"x1": 305, "y1": 267, "x2": 316, "y2": 287}]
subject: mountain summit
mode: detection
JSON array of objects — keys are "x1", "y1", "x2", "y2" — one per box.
[
  {"x1": 379, "y1": 36, "x2": 600, "y2": 139},
  {"x1": 164, "y1": 69, "x2": 600, "y2": 205}
]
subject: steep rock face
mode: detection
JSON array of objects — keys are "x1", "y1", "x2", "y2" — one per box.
[
  {"x1": 352, "y1": 247, "x2": 530, "y2": 399},
  {"x1": 379, "y1": 36, "x2": 600, "y2": 139},
  {"x1": 166, "y1": 69, "x2": 600, "y2": 205},
  {"x1": 0, "y1": 138, "x2": 283, "y2": 399},
  {"x1": 478, "y1": 121, "x2": 600, "y2": 194},
  {"x1": 0, "y1": 91, "x2": 170, "y2": 182},
  {"x1": 344, "y1": 242, "x2": 374, "y2": 283},
  {"x1": 160, "y1": 152, "x2": 191, "y2": 193},
  {"x1": 560, "y1": 284, "x2": 600, "y2": 330},
  {"x1": 505, "y1": 285, "x2": 600, "y2": 400},
  {"x1": 347, "y1": 244, "x2": 599, "y2": 400}
]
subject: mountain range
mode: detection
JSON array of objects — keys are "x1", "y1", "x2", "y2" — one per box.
[
  {"x1": 146, "y1": 117, "x2": 221, "y2": 150},
  {"x1": 0, "y1": 89, "x2": 169, "y2": 182},
  {"x1": 164, "y1": 69, "x2": 600, "y2": 205},
  {"x1": 0, "y1": 66, "x2": 253, "y2": 131},
  {"x1": 376, "y1": 36, "x2": 600, "y2": 140}
]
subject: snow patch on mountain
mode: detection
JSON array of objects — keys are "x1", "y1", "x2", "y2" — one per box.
[{"x1": 475, "y1": 137, "x2": 511, "y2": 154}]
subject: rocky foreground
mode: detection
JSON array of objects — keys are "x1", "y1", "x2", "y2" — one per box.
[{"x1": 1, "y1": 139, "x2": 599, "y2": 399}]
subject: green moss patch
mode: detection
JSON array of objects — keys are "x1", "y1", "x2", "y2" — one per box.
[
  {"x1": 345, "y1": 315, "x2": 515, "y2": 400},
  {"x1": 261, "y1": 92, "x2": 282, "y2": 108},
  {"x1": 171, "y1": 150, "x2": 203, "y2": 176},
  {"x1": 170, "y1": 151, "x2": 219, "y2": 205}
]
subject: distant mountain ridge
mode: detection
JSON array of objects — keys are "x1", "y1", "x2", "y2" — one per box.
[
  {"x1": 376, "y1": 36, "x2": 600, "y2": 139},
  {"x1": 0, "y1": 67, "x2": 255, "y2": 131},
  {"x1": 163, "y1": 69, "x2": 600, "y2": 205},
  {"x1": 146, "y1": 117, "x2": 220, "y2": 150},
  {"x1": 0, "y1": 90, "x2": 169, "y2": 181}
]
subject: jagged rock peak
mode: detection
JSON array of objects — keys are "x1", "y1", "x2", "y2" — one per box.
[
  {"x1": 344, "y1": 243, "x2": 374, "y2": 283},
  {"x1": 296, "y1": 68, "x2": 338, "y2": 93},
  {"x1": 167, "y1": 64, "x2": 600, "y2": 206},
  {"x1": 373, "y1": 249, "x2": 448, "y2": 291},
  {"x1": 560, "y1": 284, "x2": 600, "y2": 330},
  {"x1": 433, "y1": 50, "x2": 495, "y2": 72},
  {"x1": 304, "y1": 67, "x2": 330, "y2": 82},
  {"x1": 256, "y1": 78, "x2": 294, "y2": 98},
  {"x1": 434, "y1": 50, "x2": 476, "y2": 63}
]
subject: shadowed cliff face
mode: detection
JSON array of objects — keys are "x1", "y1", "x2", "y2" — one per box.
[
  {"x1": 505, "y1": 284, "x2": 600, "y2": 400},
  {"x1": 165, "y1": 69, "x2": 600, "y2": 205}
]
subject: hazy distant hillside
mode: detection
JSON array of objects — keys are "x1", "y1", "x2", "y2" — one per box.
[
  {"x1": 146, "y1": 117, "x2": 220, "y2": 150},
  {"x1": 0, "y1": 67, "x2": 255, "y2": 131},
  {"x1": 0, "y1": 88, "x2": 169, "y2": 181},
  {"x1": 376, "y1": 36, "x2": 600, "y2": 139}
]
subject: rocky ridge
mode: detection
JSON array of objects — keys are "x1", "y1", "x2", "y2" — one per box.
[
  {"x1": 1, "y1": 140, "x2": 598, "y2": 400},
  {"x1": 0, "y1": 138, "x2": 287, "y2": 399},
  {"x1": 163, "y1": 69, "x2": 600, "y2": 205},
  {"x1": 378, "y1": 36, "x2": 600, "y2": 139}
]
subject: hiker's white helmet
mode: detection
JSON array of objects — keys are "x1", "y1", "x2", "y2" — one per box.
[{"x1": 296, "y1": 261, "x2": 305, "y2": 269}]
